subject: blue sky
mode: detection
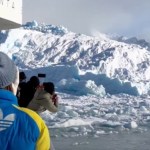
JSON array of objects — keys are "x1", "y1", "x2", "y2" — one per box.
[{"x1": 23, "y1": 0, "x2": 150, "y2": 41}]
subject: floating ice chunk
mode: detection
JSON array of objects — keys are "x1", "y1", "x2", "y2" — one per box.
[
  {"x1": 79, "y1": 126, "x2": 87, "y2": 132},
  {"x1": 95, "y1": 130, "x2": 105, "y2": 135},
  {"x1": 130, "y1": 121, "x2": 138, "y2": 128},
  {"x1": 130, "y1": 108, "x2": 137, "y2": 115},
  {"x1": 116, "y1": 109, "x2": 124, "y2": 114},
  {"x1": 124, "y1": 121, "x2": 138, "y2": 129},
  {"x1": 57, "y1": 112, "x2": 70, "y2": 118},
  {"x1": 55, "y1": 118, "x2": 91, "y2": 128},
  {"x1": 57, "y1": 79, "x2": 106, "y2": 96},
  {"x1": 73, "y1": 142, "x2": 79, "y2": 146},
  {"x1": 61, "y1": 105, "x2": 73, "y2": 111},
  {"x1": 140, "y1": 106, "x2": 148, "y2": 112},
  {"x1": 101, "y1": 121, "x2": 121, "y2": 128},
  {"x1": 91, "y1": 109, "x2": 99, "y2": 116},
  {"x1": 69, "y1": 127, "x2": 79, "y2": 132},
  {"x1": 72, "y1": 141, "x2": 89, "y2": 146},
  {"x1": 67, "y1": 110, "x2": 79, "y2": 117}
]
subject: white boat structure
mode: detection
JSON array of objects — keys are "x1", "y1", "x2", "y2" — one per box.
[{"x1": 0, "y1": 0, "x2": 22, "y2": 30}]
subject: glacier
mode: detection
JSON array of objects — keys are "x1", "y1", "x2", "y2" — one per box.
[
  {"x1": 1, "y1": 21, "x2": 150, "y2": 141},
  {"x1": 0, "y1": 21, "x2": 150, "y2": 96}
]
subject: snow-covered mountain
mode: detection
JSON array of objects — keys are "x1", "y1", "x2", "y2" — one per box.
[
  {"x1": 1, "y1": 21, "x2": 150, "y2": 96},
  {"x1": 113, "y1": 36, "x2": 150, "y2": 50},
  {"x1": 2, "y1": 21, "x2": 150, "y2": 139}
]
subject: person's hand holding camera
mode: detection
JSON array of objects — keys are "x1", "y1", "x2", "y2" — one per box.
[{"x1": 52, "y1": 94, "x2": 58, "y2": 107}]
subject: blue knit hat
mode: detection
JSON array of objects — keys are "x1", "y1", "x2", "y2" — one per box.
[{"x1": 0, "y1": 52, "x2": 17, "y2": 88}]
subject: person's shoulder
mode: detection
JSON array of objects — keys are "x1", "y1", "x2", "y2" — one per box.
[
  {"x1": 36, "y1": 89, "x2": 51, "y2": 98},
  {"x1": 14, "y1": 106, "x2": 46, "y2": 128},
  {"x1": 41, "y1": 91, "x2": 52, "y2": 101}
]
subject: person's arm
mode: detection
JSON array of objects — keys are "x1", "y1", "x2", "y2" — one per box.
[
  {"x1": 39, "y1": 92, "x2": 58, "y2": 113},
  {"x1": 52, "y1": 94, "x2": 59, "y2": 107},
  {"x1": 32, "y1": 89, "x2": 58, "y2": 113},
  {"x1": 15, "y1": 106, "x2": 50, "y2": 150},
  {"x1": 36, "y1": 120, "x2": 50, "y2": 150},
  {"x1": 30, "y1": 110, "x2": 51, "y2": 150},
  {"x1": 28, "y1": 109, "x2": 51, "y2": 150}
]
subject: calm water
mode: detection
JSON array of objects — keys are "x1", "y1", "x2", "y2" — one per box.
[{"x1": 52, "y1": 130, "x2": 150, "y2": 150}]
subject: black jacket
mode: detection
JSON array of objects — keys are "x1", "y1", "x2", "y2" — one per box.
[{"x1": 18, "y1": 81, "x2": 39, "y2": 107}]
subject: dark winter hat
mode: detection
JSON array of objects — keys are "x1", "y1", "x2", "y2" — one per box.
[
  {"x1": 29, "y1": 76, "x2": 40, "y2": 87},
  {"x1": 43, "y1": 82, "x2": 55, "y2": 95},
  {"x1": 0, "y1": 52, "x2": 17, "y2": 88},
  {"x1": 19, "y1": 72, "x2": 26, "y2": 80}
]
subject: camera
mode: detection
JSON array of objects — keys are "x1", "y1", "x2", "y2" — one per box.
[{"x1": 38, "y1": 73, "x2": 46, "y2": 78}]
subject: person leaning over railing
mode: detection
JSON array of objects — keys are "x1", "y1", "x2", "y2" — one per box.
[{"x1": 27, "y1": 82, "x2": 59, "y2": 114}]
